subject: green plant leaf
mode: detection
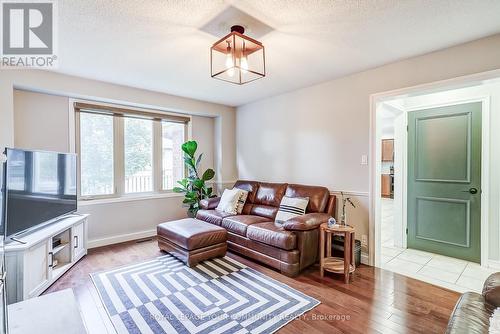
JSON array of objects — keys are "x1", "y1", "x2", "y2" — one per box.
[
  {"x1": 202, "y1": 169, "x2": 215, "y2": 181},
  {"x1": 193, "y1": 179, "x2": 204, "y2": 189},
  {"x1": 177, "y1": 179, "x2": 188, "y2": 188},
  {"x1": 182, "y1": 141, "x2": 197, "y2": 157},
  {"x1": 173, "y1": 187, "x2": 186, "y2": 193}
]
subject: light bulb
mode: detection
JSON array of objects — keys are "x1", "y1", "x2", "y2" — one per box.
[
  {"x1": 225, "y1": 53, "x2": 233, "y2": 69},
  {"x1": 240, "y1": 56, "x2": 248, "y2": 74}
]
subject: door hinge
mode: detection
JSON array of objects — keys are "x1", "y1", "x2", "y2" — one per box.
[
  {"x1": 406, "y1": 125, "x2": 409, "y2": 132},
  {"x1": 406, "y1": 228, "x2": 408, "y2": 235}
]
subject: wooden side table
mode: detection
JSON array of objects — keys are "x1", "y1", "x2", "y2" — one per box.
[{"x1": 319, "y1": 223, "x2": 355, "y2": 283}]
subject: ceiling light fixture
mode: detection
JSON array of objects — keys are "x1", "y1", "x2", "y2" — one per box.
[{"x1": 210, "y1": 25, "x2": 265, "y2": 85}]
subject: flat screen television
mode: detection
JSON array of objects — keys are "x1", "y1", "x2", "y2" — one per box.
[{"x1": 2, "y1": 148, "x2": 77, "y2": 238}]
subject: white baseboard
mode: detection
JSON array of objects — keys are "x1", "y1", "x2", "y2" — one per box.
[
  {"x1": 88, "y1": 229, "x2": 157, "y2": 249},
  {"x1": 487, "y1": 260, "x2": 500, "y2": 270},
  {"x1": 361, "y1": 252, "x2": 369, "y2": 265},
  {"x1": 330, "y1": 190, "x2": 369, "y2": 198}
]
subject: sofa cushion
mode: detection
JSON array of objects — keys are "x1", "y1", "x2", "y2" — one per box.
[
  {"x1": 157, "y1": 218, "x2": 227, "y2": 250},
  {"x1": 221, "y1": 215, "x2": 270, "y2": 236},
  {"x1": 246, "y1": 222, "x2": 297, "y2": 250},
  {"x1": 253, "y1": 182, "x2": 287, "y2": 207},
  {"x1": 285, "y1": 184, "x2": 330, "y2": 213},
  {"x1": 249, "y1": 205, "x2": 279, "y2": 220},
  {"x1": 196, "y1": 209, "x2": 236, "y2": 226}
]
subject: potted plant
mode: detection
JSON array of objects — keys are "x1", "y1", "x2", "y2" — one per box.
[{"x1": 173, "y1": 140, "x2": 216, "y2": 217}]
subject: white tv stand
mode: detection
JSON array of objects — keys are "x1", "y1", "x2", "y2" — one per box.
[{"x1": 5, "y1": 214, "x2": 89, "y2": 304}]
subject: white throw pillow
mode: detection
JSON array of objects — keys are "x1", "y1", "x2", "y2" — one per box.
[
  {"x1": 490, "y1": 307, "x2": 500, "y2": 334},
  {"x1": 216, "y1": 188, "x2": 241, "y2": 214},
  {"x1": 275, "y1": 196, "x2": 309, "y2": 224},
  {"x1": 234, "y1": 188, "x2": 249, "y2": 214}
]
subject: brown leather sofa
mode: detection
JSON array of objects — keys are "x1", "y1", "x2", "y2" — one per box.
[
  {"x1": 446, "y1": 272, "x2": 500, "y2": 333},
  {"x1": 196, "y1": 180, "x2": 336, "y2": 276}
]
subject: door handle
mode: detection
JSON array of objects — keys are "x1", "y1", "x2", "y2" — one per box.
[
  {"x1": 48, "y1": 252, "x2": 54, "y2": 268},
  {"x1": 461, "y1": 187, "x2": 478, "y2": 194}
]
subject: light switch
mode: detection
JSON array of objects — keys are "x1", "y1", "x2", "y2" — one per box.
[{"x1": 361, "y1": 155, "x2": 368, "y2": 165}]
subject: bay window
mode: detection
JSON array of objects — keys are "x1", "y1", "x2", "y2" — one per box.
[{"x1": 75, "y1": 102, "x2": 188, "y2": 200}]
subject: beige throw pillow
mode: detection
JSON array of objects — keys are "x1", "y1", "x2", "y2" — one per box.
[{"x1": 216, "y1": 188, "x2": 241, "y2": 214}]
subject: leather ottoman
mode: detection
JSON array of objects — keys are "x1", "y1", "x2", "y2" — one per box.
[{"x1": 157, "y1": 218, "x2": 227, "y2": 267}]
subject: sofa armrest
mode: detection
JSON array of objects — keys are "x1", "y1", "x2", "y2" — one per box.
[
  {"x1": 482, "y1": 272, "x2": 500, "y2": 306},
  {"x1": 282, "y1": 213, "x2": 331, "y2": 231},
  {"x1": 199, "y1": 197, "x2": 221, "y2": 210}
]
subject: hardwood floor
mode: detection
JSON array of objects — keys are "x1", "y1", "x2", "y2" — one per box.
[{"x1": 45, "y1": 238, "x2": 460, "y2": 333}]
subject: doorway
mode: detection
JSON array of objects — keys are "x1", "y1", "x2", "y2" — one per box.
[{"x1": 370, "y1": 73, "x2": 500, "y2": 293}]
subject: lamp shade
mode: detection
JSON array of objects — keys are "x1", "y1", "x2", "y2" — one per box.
[{"x1": 211, "y1": 26, "x2": 265, "y2": 85}]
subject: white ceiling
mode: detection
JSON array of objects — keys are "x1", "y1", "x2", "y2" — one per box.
[{"x1": 55, "y1": 0, "x2": 500, "y2": 107}]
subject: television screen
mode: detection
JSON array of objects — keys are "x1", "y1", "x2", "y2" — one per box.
[{"x1": 3, "y1": 148, "x2": 77, "y2": 238}]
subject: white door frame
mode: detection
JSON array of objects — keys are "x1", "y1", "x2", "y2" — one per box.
[{"x1": 369, "y1": 69, "x2": 500, "y2": 268}]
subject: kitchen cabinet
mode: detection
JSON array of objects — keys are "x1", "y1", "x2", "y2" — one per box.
[
  {"x1": 381, "y1": 174, "x2": 392, "y2": 197},
  {"x1": 382, "y1": 139, "x2": 394, "y2": 162}
]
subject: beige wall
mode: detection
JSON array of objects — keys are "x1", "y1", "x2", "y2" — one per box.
[
  {"x1": 14, "y1": 90, "x2": 70, "y2": 152},
  {"x1": 2, "y1": 73, "x2": 235, "y2": 247},
  {"x1": 191, "y1": 115, "x2": 215, "y2": 175},
  {"x1": 236, "y1": 34, "x2": 500, "y2": 258}
]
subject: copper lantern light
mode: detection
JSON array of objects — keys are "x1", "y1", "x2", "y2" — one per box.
[{"x1": 210, "y1": 25, "x2": 265, "y2": 85}]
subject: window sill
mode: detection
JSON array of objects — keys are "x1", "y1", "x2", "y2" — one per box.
[{"x1": 78, "y1": 192, "x2": 184, "y2": 206}]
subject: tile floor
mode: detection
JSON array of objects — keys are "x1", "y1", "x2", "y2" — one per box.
[
  {"x1": 381, "y1": 246, "x2": 496, "y2": 293},
  {"x1": 380, "y1": 198, "x2": 497, "y2": 293}
]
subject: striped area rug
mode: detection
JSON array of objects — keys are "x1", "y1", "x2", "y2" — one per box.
[{"x1": 91, "y1": 254, "x2": 320, "y2": 334}]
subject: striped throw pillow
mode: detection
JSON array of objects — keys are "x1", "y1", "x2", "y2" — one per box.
[
  {"x1": 275, "y1": 196, "x2": 309, "y2": 224},
  {"x1": 234, "y1": 188, "x2": 249, "y2": 214}
]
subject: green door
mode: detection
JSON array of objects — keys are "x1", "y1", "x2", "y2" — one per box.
[{"x1": 407, "y1": 102, "x2": 481, "y2": 263}]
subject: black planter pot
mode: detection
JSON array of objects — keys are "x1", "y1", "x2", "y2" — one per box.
[{"x1": 332, "y1": 235, "x2": 362, "y2": 266}]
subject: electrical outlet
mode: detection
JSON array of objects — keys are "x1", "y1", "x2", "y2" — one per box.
[
  {"x1": 360, "y1": 155, "x2": 368, "y2": 165},
  {"x1": 361, "y1": 235, "x2": 368, "y2": 246}
]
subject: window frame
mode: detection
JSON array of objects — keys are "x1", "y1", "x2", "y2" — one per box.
[
  {"x1": 159, "y1": 120, "x2": 189, "y2": 192},
  {"x1": 75, "y1": 102, "x2": 189, "y2": 201}
]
